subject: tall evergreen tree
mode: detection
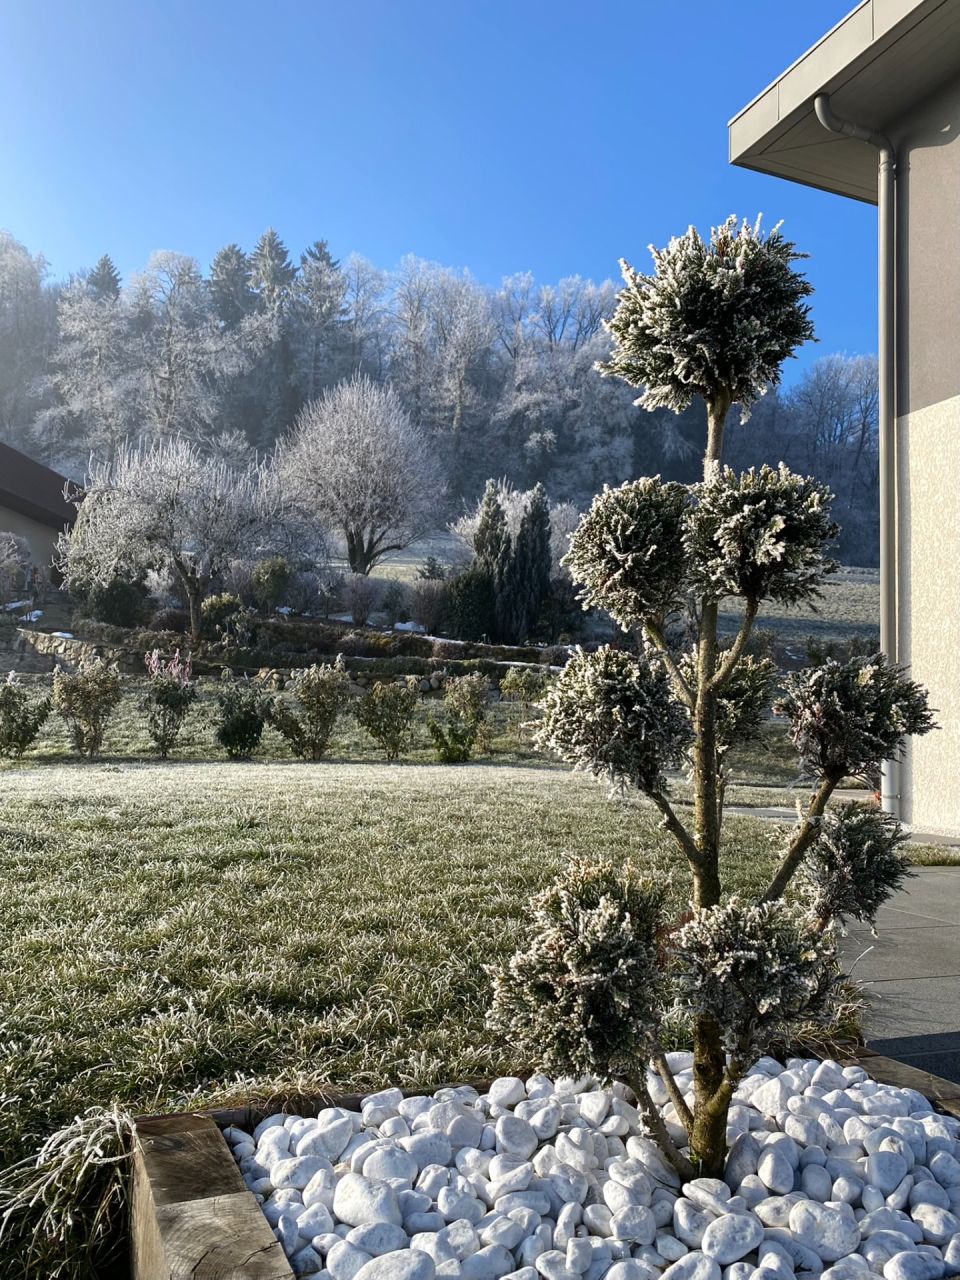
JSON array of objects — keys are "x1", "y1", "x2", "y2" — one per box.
[
  {"x1": 87, "y1": 254, "x2": 121, "y2": 300},
  {"x1": 472, "y1": 479, "x2": 511, "y2": 642},
  {"x1": 250, "y1": 228, "x2": 297, "y2": 316},
  {"x1": 501, "y1": 483, "x2": 551, "y2": 643},
  {"x1": 209, "y1": 244, "x2": 253, "y2": 328}
]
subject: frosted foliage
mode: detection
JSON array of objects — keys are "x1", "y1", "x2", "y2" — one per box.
[
  {"x1": 598, "y1": 215, "x2": 814, "y2": 414},
  {"x1": 58, "y1": 439, "x2": 290, "y2": 598},
  {"x1": 687, "y1": 464, "x2": 838, "y2": 604},
  {"x1": 774, "y1": 653, "x2": 936, "y2": 782},
  {"x1": 536, "y1": 645, "x2": 691, "y2": 794},
  {"x1": 449, "y1": 479, "x2": 579, "y2": 576},
  {"x1": 676, "y1": 648, "x2": 776, "y2": 756},
  {"x1": 487, "y1": 858, "x2": 665, "y2": 1080},
  {"x1": 563, "y1": 478, "x2": 689, "y2": 627},
  {"x1": 672, "y1": 898, "x2": 839, "y2": 1056},
  {"x1": 801, "y1": 802, "x2": 912, "y2": 930},
  {"x1": 279, "y1": 373, "x2": 440, "y2": 574}
]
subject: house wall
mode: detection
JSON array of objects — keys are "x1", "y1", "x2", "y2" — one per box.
[
  {"x1": 892, "y1": 75, "x2": 960, "y2": 832},
  {"x1": 0, "y1": 504, "x2": 61, "y2": 579}
]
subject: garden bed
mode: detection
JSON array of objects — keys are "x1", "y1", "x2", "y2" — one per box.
[{"x1": 130, "y1": 1051, "x2": 960, "y2": 1280}]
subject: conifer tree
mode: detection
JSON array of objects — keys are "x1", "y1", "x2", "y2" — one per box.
[
  {"x1": 472, "y1": 479, "x2": 512, "y2": 640},
  {"x1": 209, "y1": 243, "x2": 254, "y2": 328},
  {"x1": 87, "y1": 254, "x2": 121, "y2": 300},
  {"x1": 250, "y1": 228, "x2": 297, "y2": 316}
]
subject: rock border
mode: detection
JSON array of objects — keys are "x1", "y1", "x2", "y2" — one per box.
[{"x1": 128, "y1": 1056, "x2": 960, "y2": 1280}]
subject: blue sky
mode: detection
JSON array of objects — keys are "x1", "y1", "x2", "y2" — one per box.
[{"x1": 0, "y1": 0, "x2": 876, "y2": 373}]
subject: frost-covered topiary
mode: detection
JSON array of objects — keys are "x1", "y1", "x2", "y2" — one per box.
[
  {"x1": 488, "y1": 859, "x2": 665, "y2": 1083},
  {"x1": 774, "y1": 653, "x2": 935, "y2": 783},
  {"x1": 562, "y1": 479, "x2": 689, "y2": 628},
  {"x1": 672, "y1": 898, "x2": 839, "y2": 1058},
  {"x1": 492, "y1": 216, "x2": 934, "y2": 1180},
  {"x1": 597, "y1": 216, "x2": 814, "y2": 421},
  {"x1": 537, "y1": 645, "x2": 691, "y2": 794},
  {"x1": 801, "y1": 802, "x2": 913, "y2": 930},
  {"x1": 687, "y1": 464, "x2": 838, "y2": 605}
]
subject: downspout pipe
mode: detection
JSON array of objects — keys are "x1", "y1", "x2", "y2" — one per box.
[{"x1": 814, "y1": 94, "x2": 899, "y2": 818}]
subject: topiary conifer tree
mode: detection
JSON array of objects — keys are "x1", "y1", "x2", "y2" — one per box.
[{"x1": 490, "y1": 215, "x2": 935, "y2": 1179}]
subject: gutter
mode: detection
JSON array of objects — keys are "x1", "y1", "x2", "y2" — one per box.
[{"x1": 814, "y1": 94, "x2": 899, "y2": 819}]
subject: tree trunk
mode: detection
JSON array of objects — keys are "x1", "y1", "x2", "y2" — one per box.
[{"x1": 688, "y1": 392, "x2": 731, "y2": 1176}]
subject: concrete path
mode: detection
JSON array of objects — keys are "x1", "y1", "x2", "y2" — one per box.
[{"x1": 842, "y1": 867, "x2": 960, "y2": 1083}]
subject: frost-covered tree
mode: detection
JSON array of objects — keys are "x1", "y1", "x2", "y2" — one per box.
[
  {"x1": 87, "y1": 254, "x2": 121, "y2": 301},
  {"x1": 278, "y1": 374, "x2": 439, "y2": 575},
  {"x1": 0, "y1": 232, "x2": 56, "y2": 450},
  {"x1": 491, "y1": 216, "x2": 935, "y2": 1179},
  {"x1": 209, "y1": 244, "x2": 254, "y2": 329},
  {"x1": 58, "y1": 439, "x2": 295, "y2": 642}
]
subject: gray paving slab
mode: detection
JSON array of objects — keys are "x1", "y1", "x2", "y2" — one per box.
[{"x1": 839, "y1": 867, "x2": 960, "y2": 1082}]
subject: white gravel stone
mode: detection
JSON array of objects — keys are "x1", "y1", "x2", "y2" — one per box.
[
  {"x1": 333, "y1": 1174, "x2": 403, "y2": 1228},
  {"x1": 353, "y1": 1250, "x2": 436, "y2": 1280},
  {"x1": 700, "y1": 1214, "x2": 765, "y2": 1264},
  {"x1": 659, "y1": 1251, "x2": 722, "y2": 1280}
]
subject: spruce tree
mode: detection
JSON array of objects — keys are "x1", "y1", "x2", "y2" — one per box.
[
  {"x1": 250, "y1": 228, "x2": 297, "y2": 316},
  {"x1": 87, "y1": 254, "x2": 121, "y2": 300},
  {"x1": 209, "y1": 243, "x2": 253, "y2": 328}
]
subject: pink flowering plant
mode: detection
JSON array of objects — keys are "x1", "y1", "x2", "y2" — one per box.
[
  {"x1": 488, "y1": 216, "x2": 936, "y2": 1179},
  {"x1": 143, "y1": 648, "x2": 197, "y2": 759}
]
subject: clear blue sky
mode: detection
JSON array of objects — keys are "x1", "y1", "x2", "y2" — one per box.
[{"x1": 0, "y1": 0, "x2": 876, "y2": 373}]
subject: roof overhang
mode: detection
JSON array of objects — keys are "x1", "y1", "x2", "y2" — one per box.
[{"x1": 729, "y1": 0, "x2": 960, "y2": 204}]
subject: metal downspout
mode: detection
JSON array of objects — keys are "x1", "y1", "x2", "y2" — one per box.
[{"x1": 814, "y1": 94, "x2": 899, "y2": 818}]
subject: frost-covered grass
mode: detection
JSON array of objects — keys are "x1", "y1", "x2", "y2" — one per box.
[
  {"x1": 0, "y1": 761, "x2": 785, "y2": 1164},
  {"x1": 720, "y1": 566, "x2": 880, "y2": 650}
]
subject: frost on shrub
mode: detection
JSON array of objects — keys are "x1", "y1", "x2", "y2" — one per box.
[
  {"x1": 500, "y1": 667, "x2": 549, "y2": 709},
  {"x1": 0, "y1": 671, "x2": 51, "y2": 759},
  {"x1": 672, "y1": 898, "x2": 839, "y2": 1057},
  {"x1": 355, "y1": 679, "x2": 419, "y2": 761},
  {"x1": 342, "y1": 574, "x2": 382, "y2": 627},
  {"x1": 775, "y1": 654, "x2": 936, "y2": 782},
  {"x1": 267, "y1": 658, "x2": 351, "y2": 760},
  {"x1": 51, "y1": 660, "x2": 122, "y2": 758},
  {"x1": 201, "y1": 593, "x2": 250, "y2": 645},
  {"x1": 214, "y1": 672, "x2": 271, "y2": 759},
  {"x1": 687, "y1": 465, "x2": 838, "y2": 604},
  {"x1": 488, "y1": 859, "x2": 665, "y2": 1080},
  {"x1": 428, "y1": 671, "x2": 491, "y2": 763},
  {"x1": 563, "y1": 479, "x2": 689, "y2": 628},
  {"x1": 537, "y1": 646, "x2": 691, "y2": 794},
  {"x1": 143, "y1": 649, "x2": 197, "y2": 759},
  {"x1": 676, "y1": 649, "x2": 776, "y2": 760},
  {"x1": 801, "y1": 802, "x2": 912, "y2": 931},
  {"x1": 597, "y1": 215, "x2": 814, "y2": 416},
  {"x1": 410, "y1": 578, "x2": 448, "y2": 634}
]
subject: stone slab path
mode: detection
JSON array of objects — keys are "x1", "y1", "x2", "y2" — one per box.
[{"x1": 841, "y1": 867, "x2": 960, "y2": 1084}]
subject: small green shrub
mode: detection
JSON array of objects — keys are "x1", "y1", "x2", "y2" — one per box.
[
  {"x1": 0, "y1": 672, "x2": 51, "y2": 758},
  {"x1": 143, "y1": 649, "x2": 197, "y2": 759},
  {"x1": 267, "y1": 658, "x2": 352, "y2": 760},
  {"x1": 77, "y1": 577, "x2": 150, "y2": 628},
  {"x1": 355, "y1": 679, "x2": 419, "y2": 761},
  {"x1": 201, "y1": 593, "x2": 249, "y2": 644},
  {"x1": 500, "y1": 666, "x2": 549, "y2": 709},
  {"x1": 51, "y1": 660, "x2": 122, "y2": 757},
  {"x1": 214, "y1": 673, "x2": 271, "y2": 759},
  {"x1": 149, "y1": 606, "x2": 189, "y2": 634},
  {"x1": 410, "y1": 579, "x2": 449, "y2": 634},
  {"x1": 444, "y1": 672, "x2": 490, "y2": 749},
  {"x1": 251, "y1": 556, "x2": 292, "y2": 613},
  {"x1": 381, "y1": 579, "x2": 411, "y2": 626},
  {"x1": 427, "y1": 716, "x2": 476, "y2": 763},
  {"x1": 417, "y1": 555, "x2": 447, "y2": 581}
]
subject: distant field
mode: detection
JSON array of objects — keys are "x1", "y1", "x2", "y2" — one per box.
[{"x1": 720, "y1": 565, "x2": 879, "y2": 655}]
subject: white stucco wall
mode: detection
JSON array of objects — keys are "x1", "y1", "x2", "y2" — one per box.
[{"x1": 897, "y1": 392, "x2": 960, "y2": 833}]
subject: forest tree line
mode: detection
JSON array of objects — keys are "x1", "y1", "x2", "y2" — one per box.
[{"x1": 0, "y1": 227, "x2": 880, "y2": 563}]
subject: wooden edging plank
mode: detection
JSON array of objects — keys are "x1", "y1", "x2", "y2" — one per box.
[
  {"x1": 130, "y1": 1114, "x2": 294, "y2": 1280},
  {"x1": 131, "y1": 1057, "x2": 960, "y2": 1279}
]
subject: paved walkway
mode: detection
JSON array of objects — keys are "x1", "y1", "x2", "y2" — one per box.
[{"x1": 841, "y1": 867, "x2": 960, "y2": 1083}]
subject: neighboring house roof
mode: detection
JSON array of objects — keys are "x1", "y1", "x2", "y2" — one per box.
[
  {"x1": 0, "y1": 442, "x2": 76, "y2": 532},
  {"x1": 729, "y1": 0, "x2": 960, "y2": 201}
]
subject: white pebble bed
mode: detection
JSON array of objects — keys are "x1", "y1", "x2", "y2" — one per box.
[{"x1": 223, "y1": 1055, "x2": 960, "y2": 1280}]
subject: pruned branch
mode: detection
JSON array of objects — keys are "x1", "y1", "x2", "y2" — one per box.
[
  {"x1": 761, "y1": 774, "x2": 841, "y2": 902},
  {"x1": 710, "y1": 597, "x2": 759, "y2": 692},
  {"x1": 648, "y1": 790, "x2": 703, "y2": 870},
  {"x1": 626, "y1": 1072, "x2": 696, "y2": 1181},
  {"x1": 644, "y1": 618, "x2": 694, "y2": 710},
  {"x1": 650, "y1": 1047, "x2": 694, "y2": 1135}
]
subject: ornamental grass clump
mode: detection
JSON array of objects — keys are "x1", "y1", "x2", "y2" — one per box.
[
  {"x1": 266, "y1": 658, "x2": 352, "y2": 760},
  {"x1": 51, "y1": 660, "x2": 122, "y2": 758},
  {"x1": 0, "y1": 672, "x2": 51, "y2": 759},
  {"x1": 490, "y1": 214, "x2": 935, "y2": 1179},
  {"x1": 142, "y1": 648, "x2": 197, "y2": 759},
  {"x1": 355, "y1": 679, "x2": 419, "y2": 761}
]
